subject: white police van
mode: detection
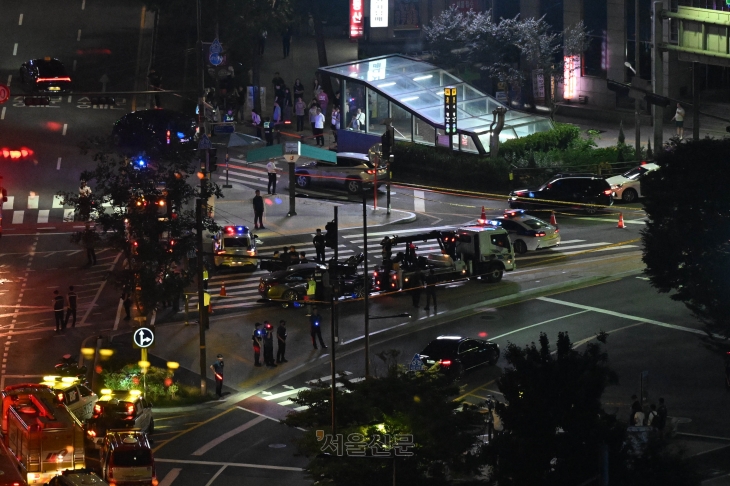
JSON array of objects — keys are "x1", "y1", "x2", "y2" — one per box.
[{"x1": 212, "y1": 225, "x2": 263, "y2": 269}]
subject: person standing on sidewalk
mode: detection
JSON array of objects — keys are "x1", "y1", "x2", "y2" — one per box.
[
  {"x1": 252, "y1": 322, "x2": 263, "y2": 367},
  {"x1": 411, "y1": 268, "x2": 424, "y2": 308},
  {"x1": 317, "y1": 89, "x2": 329, "y2": 120},
  {"x1": 266, "y1": 159, "x2": 279, "y2": 195},
  {"x1": 282, "y1": 27, "x2": 292, "y2": 58},
  {"x1": 252, "y1": 109, "x2": 262, "y2": 139},
  {"x1": 65, "y1": 286, "x2": 78, "y2": 328},
  {"x1": 295, "y1": 97, "x2": 306, "y2": 132},
  {"x1": 310, "y1": 307, "x2": 327, "y2": 349},
  {"x1": 272, "y1": 101, "x2": 282, "y2": 125},
  {"x1": 671, "y1": 103, "x2": 685, "y2": 140},
  {"x1": 82, "y1": 225, "x2": 97, "y2": 265},
  {"x1": 210, "y1": 354, "x2": 225, "y2": 398},
  {"x1": 276, "y1": 320, "x2": 288, "y2": 363},
  {"x1": 424, "y1": 269, "x2": 437, "y2": 311},
  {"x1": 313, "y1": 228, "x2": 326, "y2": 262},
  {"x1": 52, "y1": 290, "x2": 65, "y2": 332},
  {"x1": 283, "y1": 88, "x2": 293, "y2": 122},
  {"x1": 263, "y1": 322, "x2": 277, "y2": 367},
  {"x1": 313, "y1": 108, "x2": 325, "y2": 146},
  {"x1": 308, "y1": 101, "x2": 319, "y2": 136},
  {"x1": 253, "y1": 190, "x2": 265, "y2": 230},
  {"x1": 293, "y1": 79, "x2": 305, "y2": 102},
  {"x1": 121, "y1": 289, "x2": 132, "y2": 320},
  {"x1": 331, "y1": 106, "x2": 341, "y2": 145}
]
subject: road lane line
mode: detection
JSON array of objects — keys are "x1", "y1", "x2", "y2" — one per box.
[
  {"x1": 152, "y1": 407, "x2": 235, "y2": 454},
  {"x1": 18, "y1": 14, "x2": 23, "y2": 25},
  {"x1": 414, "y1": 190, "x2": 425, "y2": 212},
  {"x1": 113, "y1": 298, "x2": 123, "y2": 331},
  {"x1": 79, "y1": 252, "x2": 122, "y2": 327},
  {"x1": 77, "y1": 30, "x2": 82, "y2": 41},
  {"x1": 13, "y1": 44, "x2": 18, "y2": 56},
  {"x1": 191, "y1": 415, "x2": 267, "y2": 456},
  {"x1": 62, "y1": 124, "x2": 68, "y2": 135},
  {"x1": 81, "y1": 0, "x2": 86, "y2": 9},
  {"x1": 204, "y1": 466, "x2": 227, "y2": 486},
  {"x1": 157, "y1": 468, "x2": 181, "y2": 486},
  {"x1": 262, "y1": 387, "x2": 308, "y2": 400},
  {"x1": 489, "y1": 310, "x2": 590, "y2": 341},
  {"x1": 6, "y1": 75, "x2": 11, "y2": 86},
  {"x1": 155, "y1": 458, "x2": 303, "y2": 472},
  {"x1": 72, "y1": 60, "x2": 77, "y2": 72},
  {"x1": 537, "y1": 296, "x2": 708, "y2": 336},
  {"x1": 56, "y1": 157, "x2": 62, "y2": 170},
  {"x1": 1, "y1": 107, "x2": 5, "y2": 120}
]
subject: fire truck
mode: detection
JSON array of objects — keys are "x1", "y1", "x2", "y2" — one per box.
[
  {"x1": 1, "y1": 384, "x2": 85, "y2": 485},
  {"x1": 373, "y1": 225, "x2": 515, "y2": 292}
]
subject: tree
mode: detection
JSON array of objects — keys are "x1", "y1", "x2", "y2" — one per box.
[
  {"x1": 60, "y1": 138, "x2": 221, "y2": 317},
  {"x1": 423, "y1": 7, "x2": 485, "y2": 69},
  {"x1": 284, "y1": 362, "x2": 486, "y2": 485},
  {"x1": 641, "y1": 139, "x2": 730, "y2": 336}
]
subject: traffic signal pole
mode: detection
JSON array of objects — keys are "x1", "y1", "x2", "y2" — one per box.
[
  {"x1": 330, "y1": 206, "x2": 338, "y2": 435},
  {"x1": 195, "y1": 0, "x2": 208, "y2": 396},
  {"x1": 363, "y1": 191, "x2": 370, "y2": 378}
]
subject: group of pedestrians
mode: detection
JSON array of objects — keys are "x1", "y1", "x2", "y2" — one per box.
[
  {"x1": 51, "y1": 287, "x2": 77, "y2": 332},
  {"x1": 251, "y1": 320, "x2": 289, "y2": 368},
  {"x1": 631, "y1": 395, "x2": 669, "y2": 436},
  {"x1": 409, "y1": 268, "x2": 439, "y2": 311}
]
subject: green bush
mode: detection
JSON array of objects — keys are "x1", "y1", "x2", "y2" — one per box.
[{"x1": 499, "y1": 122, "x2": 581, "y2": 158}]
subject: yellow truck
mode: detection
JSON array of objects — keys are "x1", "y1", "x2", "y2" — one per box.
[{"x1": 2, "y1": 384, "x2": 85, "y2": 485}]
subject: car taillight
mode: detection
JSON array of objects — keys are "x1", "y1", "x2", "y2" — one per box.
[
  {"x1": 87, "y1": 429, "x2": 96, "y2": 437},
  {"x1": 37, "y1": 77, "x2": 71, "y2": 82},
  {"x1": 215, "y1": 250, "x2": 226, "y2": 255},
  {"x1": 127, "y1": 404, "x2": 134, "y2": 414},
  {"x1": 94, "y1": 404, "x2": 102, "y2": 413},
  {"x1": 440, "y1": 360, "x2": 452, "y2": 366},
  {"x1": 532, "y1": 231, "x2": 546, "y2": 237},
  {"x1": 367, "y1": 169, "x2": 375, "y2": 174},
  {"x1": 555, "y1": 228, "x2": 559, "y2": 233},
  {"x1": 603, "y1": 189, "x2": 612, "y2": 195}
]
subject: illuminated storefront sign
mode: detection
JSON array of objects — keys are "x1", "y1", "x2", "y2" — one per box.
[
  {"x1": 350, "y1": 0, "x2": 364, "y2": 38},
  {"x1": 371, "y1": 0, "x2": 388, "y2": 28}
]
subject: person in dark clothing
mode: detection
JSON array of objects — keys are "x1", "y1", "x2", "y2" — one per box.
[
  {"x1": 288, "y1": 246, "x2": 299, "y2": 265},
  {"x1": 65, "y1": 286, "x2": 78, "y2": 328},
  {"x1": 282, "y1": 28, "x2": 292, "y2": 58},
  {"x1": 263, "y1": 322, "x2": 276, "y2": 367},
  {"x1": 276, "y1": 320, "x2": 288, "y2": 363},
  {"x1": 310, "y1": 308, "x2": 327, "y2": 349},
  {"x1": 52, "y1": 290, "x2": 65, "y2": 332},
  {"x1": 411, "y1": 268, "x2": 424, "y2": 308},
  {"x1": 424, "y1": 269, "x2": 437, "y2": 311},
  {"x1": 630, "y1": 394, "x2": 642, "y2": 424},
  {"x1": 282, "y1": 88, "x2": 293, "y2": 122},
  {"x1": 299, "y1": 252, "x2": 308, "y2": 264},
  {"x1": 252, "y1": 322, "x2": 263, "y2": 366},
  {"x1": 281, "y1": 246, "x2": 291, "y2": 267},
  {"x1": 82, "y1": 226, "x2": 97, "y2": 265},
  {"x1": 148, "y1": 69, "x2": 162, "y2": 108},
  {"x1": 272, "y1": 72, "x2": 285, "y2": 93},
  {"x1": 122, "y1": 290, "x2": 132, "y2": 320},
  {"x1": 210, "y1": 354, "x2": 225, "y2": 398},
  {"x1": 313, "y1": 228, "x2": 326, "y2": 262},
  {"x1": 253, "y1": 190, "x2": 265, "y2": 229},
  {"x1": 656, "y1": 397, "x2": 668, "y2": 436}
]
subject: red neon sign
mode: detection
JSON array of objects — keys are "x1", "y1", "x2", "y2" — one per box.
[{"x1": 350, "y1": 0, "x2": 364, "y2": 38}]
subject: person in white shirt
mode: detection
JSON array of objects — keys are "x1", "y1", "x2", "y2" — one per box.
[
  {"x1": 330, "y1": 106, "x2": 341, "y2": 144},
  {"x1": 671, "y1": 103, "x2": 685, "y2": 139},
  {"x1": 252, "y1": 109, "x2": 262, "y2": 139},
  {"x1": 266, "y1": 159, "x2": 278, "y2": 195},
  {"x1": 313, "y1": 108, "x2": 325, "y2": 146}
]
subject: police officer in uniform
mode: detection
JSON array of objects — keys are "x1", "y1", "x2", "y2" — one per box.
[
  {"x1": 313, "y1": 228, "x2": 326, "y2": 262},
  {"x1": 263, "y1": 117, "x2": 274, "y2": 146},
  {"x1": 52, "y1": 290, "x2": 65, "y2": 332},
  {"x1": 276, "y1": 320, "x2": 288, "y2": 363},
  {"x1": 65, "y1": 286, "x2": 78, "y2": 328},
  {"x1": 310, "y1": 307, "x2": 327, "y2": 350},
  {"x1": 424, "y1": 269, "x2": 437, "y2": 311},
  {"x1": 252, "y1": 322, "x2": 263, "y2": 367},
  {"x1": 263, "y1": 322, "x2": 276, "y2": 367},
  {"x1": 210, "y1": 354, "x2": 225, "y2": 398}
]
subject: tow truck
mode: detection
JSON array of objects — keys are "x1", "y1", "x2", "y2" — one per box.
[
  {"x1": 211, "y1": 225, "x2": 262, "y2": 270},
  {"x1": 1, "y1": 384, "x2": 85, "y2": 484},
  {"x1": 372, "y1": 225, "x2": 515, "y2": 292}
]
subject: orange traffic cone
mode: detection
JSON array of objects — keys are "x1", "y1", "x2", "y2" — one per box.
[
  {"x1": 617, "y1": 213, "x2": 626, "y2": 229},
  {"x1": 478, "y1": 206, "x2": 487, "y2": 225},
  {"x1": 220, "y1": 282, "x2": 227, "y2": 297},
  {"x1": 549, "y1": 211, "x2": 558, "y2": 227}
]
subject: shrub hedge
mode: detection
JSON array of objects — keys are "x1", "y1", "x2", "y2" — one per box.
[{"x1": 499, "y1": 122, "x2": 581, "y2": 158}]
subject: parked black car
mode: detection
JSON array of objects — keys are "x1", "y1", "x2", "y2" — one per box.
[
  {"x1": 508, "y1": 173, "x2": 613, "y2": 214},
  {"x1": 415, "y1": 335, "x2": 500, "y2": 379}
]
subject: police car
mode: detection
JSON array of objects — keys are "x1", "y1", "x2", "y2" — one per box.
[
  {"x1": 486, "y1": 209, "x2": 561, "y2": 254},
  {"x1": 41, "y1": 375, "x2": 98, "y2": 423},
  {"x1": 212, "y1": 225, "x2": 263, "y2": 269}
]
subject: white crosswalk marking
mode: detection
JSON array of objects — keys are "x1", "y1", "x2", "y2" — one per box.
[{"x1": 259, "y1": 371, "x2": 363, "y2": 412}]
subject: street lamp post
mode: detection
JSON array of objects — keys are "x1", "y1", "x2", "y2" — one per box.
[{"x1": 634, "y1": 0, "x2": 641, "y2": 156}]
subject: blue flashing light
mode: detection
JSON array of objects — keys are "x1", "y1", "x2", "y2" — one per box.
[
  {"x1": 528, "y1": 192, "x2": 535, "y2": 198},
  {"x1": 176, "y1": 131, "x2": 185, "y2": 139},
  {"x1": 485, "y1": 219, "x2": 499, "y2": 226},
  {"x1": 237, "y1": 226, "x2": 245, "y2": 232},
  {"x1": 134, "y1": 157, "x2": 147, "y2": 169},
  {"x1": 314, "y1": 318, "x2": 320, "y2": 326}
]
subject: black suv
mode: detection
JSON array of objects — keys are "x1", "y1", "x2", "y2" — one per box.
[
  {"x1": 509, "y1": 173, "x2": 613, "y2": 214},
  {"x1": 85, "y1": 390, "x2": 154, "y2": 449}
]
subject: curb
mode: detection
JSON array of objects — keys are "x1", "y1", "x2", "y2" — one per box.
[{"x1": 156, "y1": 267, "x2": 643, "y2": 413}]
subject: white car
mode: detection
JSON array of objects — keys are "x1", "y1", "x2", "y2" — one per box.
[
  {"x1": 490, "y1": 210, "x2": 561, "y2": 254},
  {"x1": 606, "y1": 162, "x2": 658, "y2": 203},
  {"x1": 294, "y1": 152, "x2": 387, "y2": 194}
]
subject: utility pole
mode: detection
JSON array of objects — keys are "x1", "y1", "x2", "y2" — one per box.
[
  {"x1": 634, "y1": 0, "x2": 641, "y2": 156},
  {"x1": 330, "y1": 206, "x2": 338, "y2": 435},
  {"x1": 363, "y1": 192, "x2": 370, "y2": 378},
  {"x1": 652, "y1": 1, "x2": 664, "y2": 154},
  {"x1": 195, "y1": 0, "x2": 208, "y2": 396}
]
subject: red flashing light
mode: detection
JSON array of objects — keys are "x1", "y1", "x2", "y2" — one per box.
[
  {"x1": 440, "y1": 359, "x2": 452, "y2": 366},
  {"x1": 603, "y1": 189, "x2": 613, "y2": 196},
  {"x1": 166, "y1": 130, "x2": 171, "y2": 145},
  {"x1": 36, "y1": 77, "x2": 71, "y2": 83},
  {"x1": 57, "y1": 392, "x2": 64, "y2": 402},
  {"x1": 640, "y1": 160, "x2": 647, "y2": 165},
  {"x1": 1, "y1": 147, "x2": 34, "y2": 159}
]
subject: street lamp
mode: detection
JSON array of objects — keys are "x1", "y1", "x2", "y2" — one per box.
[{"x1": 624, "y1": 61, "x2": 636, "y2": 74}]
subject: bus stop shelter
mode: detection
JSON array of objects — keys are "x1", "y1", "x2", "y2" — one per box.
[{"x1": 318, "y1": 55, "x2": 553, "y2": 155}]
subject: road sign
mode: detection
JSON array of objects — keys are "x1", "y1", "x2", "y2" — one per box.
[
  {"x1": 209, "y1": 38, "x2": 223, "y2": 67},
  {"x1": 213, "y1": 123, "x2": 235, "y2": 134},
  {"x1": 0, "y1": 84, "x2": 9, "y2": 104},
  {"x1": 408, "y1": 353, "x2": 427, "y2": 372},
  {"x1": 198, "y1": 134, "x2": 212, "y2": 150},
  {"x1": 284, "y1": 154, "x2": 299, "y2": 162},
  {"x1": 133, "y1": 327, "x2": 155, "y2": 348}
]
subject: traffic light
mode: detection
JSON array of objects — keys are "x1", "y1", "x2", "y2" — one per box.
[
  {"x1": 90, "y1": 96, "x2": 115, "y2": 107},
  {"x1": 324, "y1": 220, "x2": 337, "y2": 249},
  {"x1": 644, "y1": 93, "x2": 671, "y2": 107},
  {"x1": 208, "y1": 148, "x2": 218, "y2": 172},
  {"x1": 606, "y1": 80, "x2": 630, "y2": 97},
  {"x1": 444, "y1": 87, "x2": 457, "y2": 135},
  {"x1": 24, "y1": 96, "x2": 50, "y2": 106}
]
